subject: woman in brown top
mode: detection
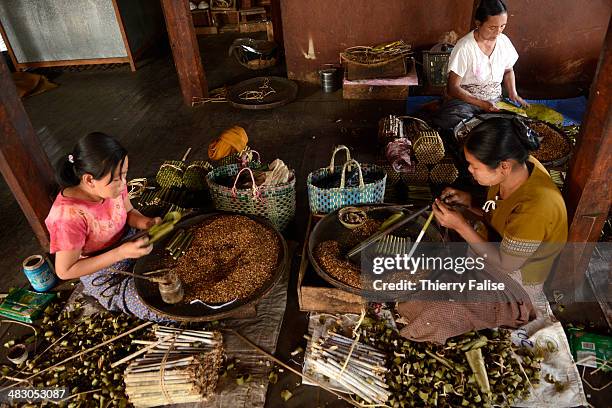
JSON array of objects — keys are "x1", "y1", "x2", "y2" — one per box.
[
  {"x1": 434, "y1": 117, "x2": 568, "y2": 284},
  {"x1": 398, "y1": 117, "x2": 567, "y2": 343}
]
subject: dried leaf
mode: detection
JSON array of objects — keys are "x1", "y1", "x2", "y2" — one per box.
[{"x1": 280, "y1": 389, "x2": 293, "y2": 401}]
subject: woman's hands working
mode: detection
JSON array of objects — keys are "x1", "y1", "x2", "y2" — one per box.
[
  {"x1": 432, "y1": 188, "x2": 527, "y2": 273},
  {"x1": 432, "y1": 199, "x2": 470, "y2": 232}
]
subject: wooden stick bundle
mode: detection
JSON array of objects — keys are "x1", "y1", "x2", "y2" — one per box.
[
  {"x1": 306, "y1": 331, "x2": 390, "y2": 405},
  {"x1": 124, "y1": 326, "x2": 223, "y2": 408}
]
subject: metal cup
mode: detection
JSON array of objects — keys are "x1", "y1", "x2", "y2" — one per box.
[{"x1": 319, "y1": 66, "x2": 339, "y2": 93}]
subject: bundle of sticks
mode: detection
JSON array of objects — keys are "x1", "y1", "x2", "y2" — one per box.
[
  {"x1": 124, "y1": 326, "x2": 223, "y2": 408},
  {"x1": 165, "y1": 229, "x2": 194, "y2": 260},
  {"x1": 306, "y1": 331, "x2": 391, "y2": 405}
]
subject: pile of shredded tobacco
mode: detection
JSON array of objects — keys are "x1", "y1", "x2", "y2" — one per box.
[{"x1": 173, "y1": 215, "x2": 280, "y2": 303}]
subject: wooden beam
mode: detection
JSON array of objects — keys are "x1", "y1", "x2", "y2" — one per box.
[
  {"x1": 111, "y1": 0, "x2": 137, "y2": 72},
  {"x1": 0, "y1": 55, "x2": 56, "y2": 250},
  {"x1": 11, "y1": 57, "x2": 131, "y2": 71},
  {"x1": 0, "y1": 17, "x2": 19, "y2": 70},
  {"x1": 470, "y1": 0, "x2": 479, "y2": 30},
  {"x1": 160, "y1": 0, "x2": 208, "y2": 106},
  {"x1": 566, "y1": 17, "x2": 611, "y2": 241},
  {"x1": 270, "y1": 0, "x2": 284, "y2": 48},
  {"x1": 550, "y1": 17, "x2": 611, "y2": 300}
]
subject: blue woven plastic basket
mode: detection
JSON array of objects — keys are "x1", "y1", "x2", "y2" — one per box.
[{"x1": 307, "y1": 146, "x2": 386, "y2": 214}]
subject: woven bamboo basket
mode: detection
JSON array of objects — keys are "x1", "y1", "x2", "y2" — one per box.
[
  {"x1": 430, "y1": 161, "x2": 459, "y2": 185},
  {"x1": 183, "y1": 161, "x2": 213, "y2": 191},
  {"x1": 400, "y1": 163, "x2": 429, "y2": 186},
  {"x1": 413, "y1": 130, "x2": 445, "y2": 164},
  {"x1": 378, "y1": 115, "x2": 405, "y2": 146},
  {"x1": 405, "y1": 117, "x2": 445, "y2": 164},
  {"x1": 340, "y1": 42, "x2": 411, "y2": 80},
  {"x1": 211, "y1": 148, "x2": 261, "y2": 169},
  {"x1": 156, "y1": 148, "x2": 192, "y2": 188},
  {"x1": 342, "y1": 53, "x2": 407, "y2": 80}
]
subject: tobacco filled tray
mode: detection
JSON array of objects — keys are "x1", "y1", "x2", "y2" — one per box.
[
  {"x1": 527, "y1": 121, "x2": 572, "y2": 166},
  {"x1": 134, "y1": 213, "x2": 288, "y2": 321},
  {"x1": 308, "y1": 204, "x2": 444, "y2": 296},
  {"x1": 453, "y1": 114, "x2": 573, "y2": 167}
]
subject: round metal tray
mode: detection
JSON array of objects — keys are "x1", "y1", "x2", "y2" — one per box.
[
  {"x1": 307, "y1": 204, "x2": 444, "y2": 296},
  {"x1": 453, "y1": 113, "x2": 572, "y2": 168},
  {"x1": 227, "y1": 76, "x2": 298, "y2": 110},
  {"x1": 134, "y1": 212, "x2": 288, "y2": 321}
]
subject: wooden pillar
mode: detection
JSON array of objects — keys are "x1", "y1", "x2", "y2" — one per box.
[
  {"x1": 470, "y1": 0, "x2": 479, "y2": 29},
  {"x1": 270, "y1": 0, "x2": 284, "y2": 49},
  {"x1": 551, "y1": 17, "x2": 612, "y2": 299},
  {"x1": 0, "y1": 55, "x2": 56, "y2": 250},
  {"x1": 160, "y1": 0, "x2": 208, "y2": 106}
]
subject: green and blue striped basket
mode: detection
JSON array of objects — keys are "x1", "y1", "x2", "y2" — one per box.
[
  {"x1": 307, "y1": 146, "x2": 386, "y2": 214},
  {"x1": 206, "y1": 163, "x2": 295, "y2": 231}
]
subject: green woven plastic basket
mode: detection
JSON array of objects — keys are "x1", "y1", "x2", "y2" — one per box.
[{"x1": 206, "y1": 163, "x2": 295, "y2": 230}]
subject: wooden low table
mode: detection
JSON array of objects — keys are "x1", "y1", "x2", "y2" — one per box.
[
  {"x1": 342, "y1": 61, "x2": 418, "y2": 100},
  {"x1": 297, "y1": 214, "x2": 365, "y2": 314}
]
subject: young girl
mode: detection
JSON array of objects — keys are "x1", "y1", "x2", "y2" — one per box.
[{"x1": 45, "y1": 132, "x2": 166, "y2": 321}]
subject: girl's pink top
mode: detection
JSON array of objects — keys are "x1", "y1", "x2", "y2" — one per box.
[{"x1": 45, "y1": 186, "x2": 128, "y2": 255}]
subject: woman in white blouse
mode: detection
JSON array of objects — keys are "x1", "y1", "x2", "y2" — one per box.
[{"x1": 432, "y1": 0, "x2": 528, "y2": 131}]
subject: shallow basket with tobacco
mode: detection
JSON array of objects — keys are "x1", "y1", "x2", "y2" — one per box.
[
  {"x1": 341, "y1": 40, "x2": 412, "y2": 65},
  {"x1": 528, "y1": 121, "x2": 572, "y2": 165}
]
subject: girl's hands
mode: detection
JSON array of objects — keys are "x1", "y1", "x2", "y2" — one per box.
[
  {"x1": 432, "y1": 199, "x2": 469, "y2": 232},
  {"x1": 119, "y1": 236, "x2": 153, "y2": 259},
  {"x1": 144, "y1": 217, "x2": 162, "y2": 230},
  {"x1": 440, "y1": 188, "x2": 472, "y2": 208}
]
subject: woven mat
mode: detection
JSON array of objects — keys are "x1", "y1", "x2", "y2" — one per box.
[{"x1": 65, "y1": 243, "x2": 295, "y2": 408}]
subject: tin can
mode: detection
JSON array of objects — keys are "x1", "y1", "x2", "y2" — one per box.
[
  {"x1": 22, "y1": 255, "x2": 57, "y2": 292},
  {"x1": 319, "y1": 67, "x2": 339, "y2": 93}
]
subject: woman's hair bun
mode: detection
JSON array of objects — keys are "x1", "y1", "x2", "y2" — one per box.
[{"x1": 511, "y1": 117, "x2": 540, "y2": 151}]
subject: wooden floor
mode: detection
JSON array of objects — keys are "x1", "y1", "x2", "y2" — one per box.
[
  {"x1": 0, "y1": 34, "x2": 609, "y2": 407},
  {"x1": 0, "y1": 33, "x2": 407, "y2": 407}
]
